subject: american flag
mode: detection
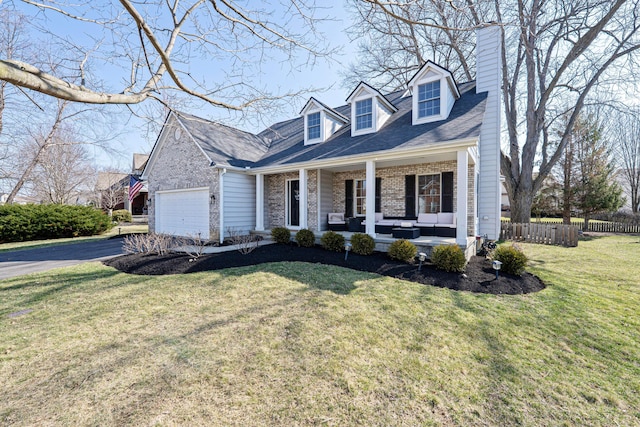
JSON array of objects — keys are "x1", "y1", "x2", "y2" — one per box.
[{"x1": 128, "y1": 175, "x2": 144, "y2": 202}]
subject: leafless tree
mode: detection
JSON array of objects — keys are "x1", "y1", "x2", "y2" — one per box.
[
  {"x1": 0, "y1": 0, "x2": 330, "y2": 111},
  {"x1": 611, "y1": 109, "x2": 640, "y2": 213},
  {"x1": 32, "y1": 135, "x2": 95, "y2": 204},
  {"x1": 348, "y1": 0, "x2": 640, "y2": 223},
  {"x1": 95, "y1": 168, "x2": 128, "y2": 214}
]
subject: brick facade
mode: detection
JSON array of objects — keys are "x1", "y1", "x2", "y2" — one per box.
[
  {"x1": 146, "y1": 116, "x2": 221, "y2": 241},
  {"x1": 265, "y1": 170, "x2": 319, "y2": 230},
  {"x1": 264, "y1": 161, "x2": 476, "y2": 237}
]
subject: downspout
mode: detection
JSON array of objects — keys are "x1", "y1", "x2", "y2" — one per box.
[{"x1": 219, "y1": 168, "x2": 226, "y2": 244}]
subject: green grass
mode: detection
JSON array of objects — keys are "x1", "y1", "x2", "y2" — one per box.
[
  {"x1": 0, "y1": 224, "x2": 148, "y2": 252},
  {"x1": 1, "y1": 235, "x2": 639, "y2": 425}
]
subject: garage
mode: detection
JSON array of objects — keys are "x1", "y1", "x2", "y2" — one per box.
[{"x1": 155, "y1": 188, "x2": 210, "y2": 239}]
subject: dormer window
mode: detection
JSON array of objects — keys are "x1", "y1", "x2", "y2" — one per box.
[
  {"x1": 300, "y1": 97, "x2": 349, "y2": 145},
  {"x1": 307, "y1": 112, "x2": 321, "y2": 140},
  {"x1": 407, "y1": 61, "x2": 460, "y2": 125},
  {"x1": 346, "y1": 82, "x2": 397, "y2": 137},
  {"x1": 355, "y1": 99, "x2": 373, "y2": 130},
  {"x1": 418, "y1": 81, "x2": 441, "y2": 118}
]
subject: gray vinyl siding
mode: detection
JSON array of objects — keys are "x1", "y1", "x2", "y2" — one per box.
[
  {"x1": 222, "y1": 172, "x2": 256, "y2": 237},
  {"x1": 476, "y1": 25, "x2": 502, "y2": 240},
  {"x1": 319, "y1": 170, "x2": 334, "y2": 231}
]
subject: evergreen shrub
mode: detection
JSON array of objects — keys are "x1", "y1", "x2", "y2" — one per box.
[
  {"x1": 350, "y1": 233, "x2": 375, "y2": 255},
  {"x1": 271, "y1": 227, "x2": 291, "y2": 244},
  {"x1": 295, "y1": 229, "x2": 315, "y2": 247},
  {"x1": 388, "y1": 239, "x2": 417, "y2": 263},
  {"x1": 0, "y1": 204, "x2": 112, "y2": 243},
  {"x1": 493, "y1": 244, "x2": 528, "y2": 275},
  {"x1": 112, "y1": 209, "x2": 132, "y2": 223},
  {"x1": 430, "y1": 244, "x2": 467, "y2": 272},
  {"x1": 320, "y1": 231, "x2": 345, "y2": 252}
]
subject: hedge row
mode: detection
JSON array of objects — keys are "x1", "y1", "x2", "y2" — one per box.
[{"x1": 0, "y1": 204, "x2": 113, "y2": 243}]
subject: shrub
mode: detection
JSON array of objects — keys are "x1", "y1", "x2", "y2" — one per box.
[
  {"x1": 0, "y1": 204, "x2": 112, "y2": 243},
  {"x1": 430, "y1": 244, "x2": 467, "y2": 273},
  {"x1": 123, "y1": 233, "x2": 175, "y2": 255},
  {"x1": 295, "y1": 228, "x2": 315, "y2": 247},
  {"x1": 271, "y1": 227, "x2": 291, "y2": 244},
  {"x1": 493, "y1": 244, "x2": 528, "y2": 275},
  {"x1": 350, "y1": 233, "x2": 375, "y2": 255},
  {"x1": 320, "y1": 231, "x2": 345, "y2": 252},
  {"x1": 388, "y1": 239, "x2": 417, "y2": 263},
  {"x1": 112, "y1": 209, "x2": 132, "y2": 223}
]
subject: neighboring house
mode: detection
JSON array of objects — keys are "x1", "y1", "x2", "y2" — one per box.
[
  {"x1": 142, "y1": 26, "x2": 503, "y2": 257},
  {"x1": 95, "y1": 171, "x2": 128, "y2": 211},
  {"x1": 0, "y1": 193, "x2": 39, "y2": 205},
  {"x1": 95, "y1": 154, "x2": 150, "y2": 215},
  {"x1": 126, "y1": 153, "x2": 149, "y2": 215}
]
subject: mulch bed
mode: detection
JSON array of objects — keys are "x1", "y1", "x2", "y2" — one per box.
[{"x1": 104, "y1": 243, "x2": 546, "y2": 295}]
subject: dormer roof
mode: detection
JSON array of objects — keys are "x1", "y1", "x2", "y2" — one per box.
[
  {"x1": 345, "y1": 82, "x2": 398, "y2": 113},
  {"x1": 407, "y1": 61, "x2": 460, "y2": 99},
  {"x1": 299, "y1": 97, "x2": 349, "y2": 123}
]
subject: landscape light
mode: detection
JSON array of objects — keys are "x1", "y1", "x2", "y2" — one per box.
[
  {"x1": 344, "y1": 242, "x2": 352, "y2": 261},
  {"x1": 492, "y1": 260, "x2": 502, "y2": 280},
  {"x1": 418, "y1": 252, "x2": 427, "y2": 271}
]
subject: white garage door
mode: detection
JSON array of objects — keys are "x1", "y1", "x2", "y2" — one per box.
[{"x1": 155, "y1": 188, "x2": 210, "y2": 239}]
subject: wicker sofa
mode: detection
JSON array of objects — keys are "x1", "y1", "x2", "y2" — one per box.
[{"x1": 413, "y1": 212, "x2": 457, "y2": 237}]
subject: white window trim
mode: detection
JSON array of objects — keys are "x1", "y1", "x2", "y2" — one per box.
[
  {"x1": 412, "y1": 76, "x2": 447, "y2": 125},
  {"x1": 351, "y1": 96, "x2": 378, "y2": 136},
  {"x1": 304, "y1": 109, "x2": 323, "y2": 145}
]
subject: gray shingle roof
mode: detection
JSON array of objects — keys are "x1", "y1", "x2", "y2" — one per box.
[
  {"x1": 253, "y1": 81, "x2": 485, "y2": 168},
  {"x1": 175, "y1": 81, "x2": 486, "y2": 169},
  {"x1": 174, "y1": 112, "x2": 269, "y2": 168}
]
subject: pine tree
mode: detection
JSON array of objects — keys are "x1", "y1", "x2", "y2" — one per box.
[{"x1": 571, "y1": 115, "x2": 625, "y2": 230}]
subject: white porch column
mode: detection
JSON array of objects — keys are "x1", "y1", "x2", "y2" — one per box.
[
  {"x1": 456, "y1": 150, "x2": 469, "y2": 246},
  {"x1": 365, "y1": 160, "x2": 376, "y2": 237},
  {"x1": 255, "y1": 173, "x2": 264, "y2": 231},
  {"x1": 299, "y1": 168, "x2": 308, "y2": 228}
]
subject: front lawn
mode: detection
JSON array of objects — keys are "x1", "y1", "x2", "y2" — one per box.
[{"x1": 1, "y1": 235, "x2": 639, "y2": 425}]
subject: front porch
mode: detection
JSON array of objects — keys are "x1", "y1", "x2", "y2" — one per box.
[{"x1": 255, "y1": 147, "x2": 478, "y2": 247}]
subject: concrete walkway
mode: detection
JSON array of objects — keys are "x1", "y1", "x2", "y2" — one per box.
[{"x1": 0, "y1": 238, "x2": 125, "y2": 280}]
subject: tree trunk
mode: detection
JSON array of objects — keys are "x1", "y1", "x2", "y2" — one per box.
[
  {"x1": 510, "y1": 190, "x2": 534, "y2": 223},
  {"x1": 5, "y1": 145, "x2": 44, "y2": 204},
  {"x1": 583, "y1": 214, "x2": 590, "y2": 231}
]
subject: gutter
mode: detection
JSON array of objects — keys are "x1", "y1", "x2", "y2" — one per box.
[{"x1": 249, "y1": 137, "x2": 479, "y2": 175}]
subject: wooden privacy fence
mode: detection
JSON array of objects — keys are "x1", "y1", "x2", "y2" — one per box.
[
  {"x1": 525, "y1": 220, "x2": 640, "y2": 234},
  {"x1": 500, "y1": 222, "x2": 579, "y2": 247}
]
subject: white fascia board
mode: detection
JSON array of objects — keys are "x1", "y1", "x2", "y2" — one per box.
[{"x1": 250, "y1": 137, "x2": 478, "y2": 175}]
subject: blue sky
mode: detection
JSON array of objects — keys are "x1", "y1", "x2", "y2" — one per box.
[{"x1": 10, "y1": 1, "x2": 359, "y2": 170}]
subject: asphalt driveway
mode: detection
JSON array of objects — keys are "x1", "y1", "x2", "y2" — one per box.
[{"x1": 0, "y1": 238, "x2": 125, "y2": 280}]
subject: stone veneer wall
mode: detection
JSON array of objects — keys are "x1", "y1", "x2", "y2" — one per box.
[
  {"x1": 146, "y1": 116, "x2": 220, "y2": 241},
  {"x1": 264, "y1": 170, "x2": 318, "y2": 230}
]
